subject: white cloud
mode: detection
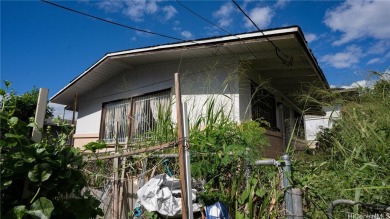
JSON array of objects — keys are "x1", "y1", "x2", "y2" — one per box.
[
  {"x1": 341, "y1": 80, "x2": 375, "y2": 89},
  {"x1": 96, "y1": 0, "x2": 178, "y2": 22},
  {"x1": 320, "y1": 45, "x2": 362, "y2": 68},
  {"x1": 122, "y1": 1, "x2": 159, "y2": 22},
  {"x1": 244, "y1": 7, "x2": 274, "y2": 29},
  {"x1": 274, "y1": 0, "x2": 290, "y2": 8},
  {"x1": 181, "y1": 31, "x2": 193, "y2": 39},
  {"x1": 305, "y1": 33, "x2": 318, "y2": 43},
  {"x1": 324, "y1": 0, "x2": 390, "y2": 45},
  {"x1": 367, "y1": 40, "x2": 390, "y2": 55},
  {"x1": 213, "y1": 2, "x2": 234, "y2": 28},
  {"x1": 162, "y1": 5, "x2": 177, "y2": 20},
  {"x1": 97, "y1": 0, "x2": 123, "y2": 13},
  {"x1": 367, "y1": 58, "x2": 381, "y2": 65}
]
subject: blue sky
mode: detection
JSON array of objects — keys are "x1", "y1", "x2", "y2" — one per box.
[{"x1": 1, "y1": 0, "x2": 390, "y2": 114}]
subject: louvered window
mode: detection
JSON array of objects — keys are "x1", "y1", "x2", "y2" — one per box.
[{"x1": 100, "y1": 90, "x2": 171, "y2": 144}]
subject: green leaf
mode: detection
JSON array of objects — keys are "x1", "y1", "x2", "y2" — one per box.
[
  {"x1": 1, "y1": 179, "x2": 13, "y2": 189},
  {"x1": 239, "y1": 189, "x2": 250, "y2": 204},
  {"x1": 28, "y1": 163, "x2": 52, "y2": 183},
  {"x1": 83, "y1": 140, "x2": 107, "y2": 153},
  {"x1": 8, "y1": 117, "x2": 19, "y2": 126},
  {"x1": 14, "y1": 205, "x2": 28, "y2": 219},
  {"x1": 27, "y1": 197, "x2": 54, "y2": 219},
  {"x1": 28, "y1": 122, "x2": 37, "y2": 128},
  {"x1": 4, "y1": 80, "x2": 12, "y2": 89},
  {"x1": 255, "y1": 188, "x2": 266, "y2": 198},
  {"x1": 4, "y1": 133, "x2": 22, "y2": 139},
  {"x1": 251, "y1": 177, "x2": 258, "y2": 185},
  {"x1": 4, "y1": 205, "x2": 27, "y2": 219},
  {"x1": 0, "y1": 88, "x2": 5, "y2": 96},
  {"x1": 36, "y1": 148, "x2": 46, "y2": 154}
]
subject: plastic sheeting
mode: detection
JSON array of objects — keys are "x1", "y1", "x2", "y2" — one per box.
[
  {"x1": 205, "y1": 202, "x2": 231, "y2": 219},
  {"x1": 136, "y1": 174, "x2": 201, "y2": 217}
]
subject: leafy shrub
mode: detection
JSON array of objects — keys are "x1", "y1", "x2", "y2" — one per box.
[
  {"x1": 0, "y1": 82, "x2": 102, "y2": 218},
  {"x1": 188, "y1": 97, "x2": 273, "y2": 217}
]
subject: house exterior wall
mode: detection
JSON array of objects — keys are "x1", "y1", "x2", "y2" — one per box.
[
  {"x1": 73, "y1": 57, "x2": 242, "y2": 148},
  {"x1": 304, "y1": 105, "x2": 341, "y2": 141},
  {"x1": 72, "y1": 56, "x2": 308, "y2": 154}
]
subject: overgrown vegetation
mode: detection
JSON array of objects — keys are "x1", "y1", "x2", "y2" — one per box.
[
  {"x1": 0, "y1": 81, "x2": 102, "y2": 218},
  {"x1": 0, "y1": 81, "x2": 53, "y2": 137},
  {"x1": 293, "y1": 73, "x2": 390, "y2": 218},
  {"x1": 132, "y1": 95, "x2": 282, "y2": 218}
]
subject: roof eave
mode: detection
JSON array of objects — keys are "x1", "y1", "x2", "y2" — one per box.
[{"x1": 50, "y1": 26, "x2": 301, "y2": 103}]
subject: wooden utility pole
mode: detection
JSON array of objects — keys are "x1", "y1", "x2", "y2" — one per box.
[{"x1": 175, "y1": 73, "x2": 188, "y2": 219}]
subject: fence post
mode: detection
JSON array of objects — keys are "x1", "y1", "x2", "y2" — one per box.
[
  {"x1": 282, "y1": 154, "x2": 293, "y2": 219},
  {"x1": 183, "y1": 103, "x2": 194, "y2": 219},
  {"x1": 292, "y1": 188, "x2": 303, "y2": 218},
  {"x1": 174, "y1": 73, "x2": 189, "y2": 219},
  {"x1": 32, "y1": 88, "x2": 48, "y2": 143},
  {"x1": 256, "y1": 155, "x2": 303, "y2": 218}
]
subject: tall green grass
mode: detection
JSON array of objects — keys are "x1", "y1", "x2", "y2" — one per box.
[{"x1": 293, "y1": 74, "x2": 390, "y2": 218}]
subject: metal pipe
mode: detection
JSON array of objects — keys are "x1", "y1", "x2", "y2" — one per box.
[
  {"x1": 255, "y1": 159, "x2": 280, "y2": 166},
  {"x1": 183, "y1": 103, "x2": 194, "y2": 219},
  {"x1": 282, "y1": 154, "x2": 293, "y2": 219},
  {"x1": 254, "y1": 155, "x2": 296, "y2": 219},
  {"x1": 291, "y1": 188, "x2": 303, "y2": 218}
]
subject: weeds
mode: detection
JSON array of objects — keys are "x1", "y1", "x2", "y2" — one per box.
[{"x1": 293, "y1": 73, "x2": 390, "y2": 218}]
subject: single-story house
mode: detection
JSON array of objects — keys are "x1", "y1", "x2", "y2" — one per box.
[{"x1": 50, "y1": 25, "x2": 329, "y2": 157}]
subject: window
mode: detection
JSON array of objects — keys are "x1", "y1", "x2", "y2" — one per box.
[
  {"x1": 293, "y1": 110, "x2": 305, "y2": 139},
  {"x1": 250, "y1": 81, "x2": 277, "y2": 130},
  {"x1": 100, "y1": 90, "x2": 171, "y2": 144},
  {"x1": 131, "y1": 90, "x2": 171, "y2": 142},
  {"x1": 101, "y1": 99, "x2": 131, "y2": 144}
]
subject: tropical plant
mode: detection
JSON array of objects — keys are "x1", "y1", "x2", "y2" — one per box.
[
  {"x1": 0, "y1": 80, "x2": 53, "y2": 125},
  {"x1": 0, "y1": 81, "x2": 103, "y2": 218},
  {"x1": 187, "y1": 96, "x2": 280, "y2": 217}
]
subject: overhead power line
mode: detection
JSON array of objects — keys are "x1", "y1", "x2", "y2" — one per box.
[
  {"x1": 42, "y1": 0, "x2": 293, "y2": 67},
  {"x1": 41, "y1": 0, "x2": 186, "y2": 42},
  {"x1": 231, "y1": 0, "x2": 293, "y2": 67},
  {"x1": 175, "y1": 0, "x2": 233, "y2": 36},
  {"x1": 175, "y1": 0, "x2": 259, "y2": 57}
]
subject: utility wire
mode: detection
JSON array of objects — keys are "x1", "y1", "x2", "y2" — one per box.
[
  {"x1": 231, "y1": 0, "x2": 293, "y2": 67},
  {"x1": 41, "y1": 0, "x2": 186, "y2": 42},
  {"x1": 175, "y1": 0, "x2": 232, "y2": 36},
  {"x1": 175, "y1": 0, "x2": 258, "y2": 58}
]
